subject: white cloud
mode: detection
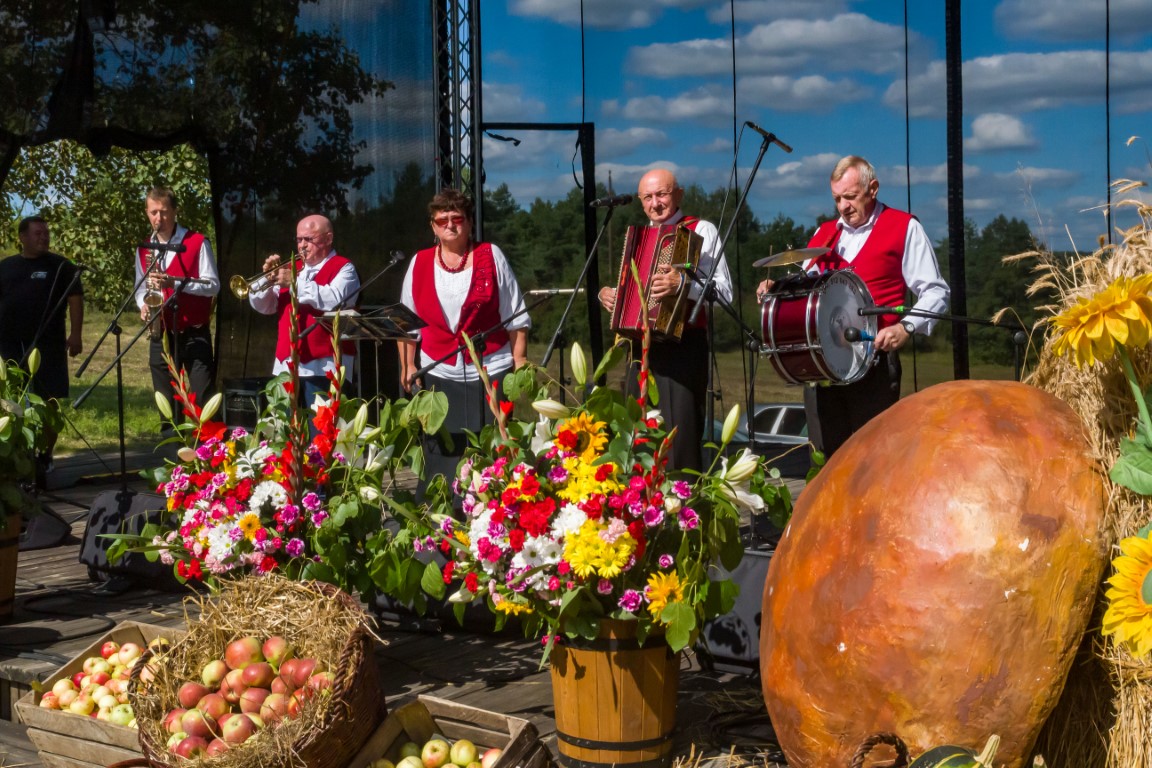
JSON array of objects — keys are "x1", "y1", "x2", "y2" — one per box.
[
  {"x1": 887, "y1": 50, "x2": 1152, "y2": 118},
  {"x1": 995, "y1": 0, "x2": 1152, "y2": 42},
  {"x1": 597, "y1": 127, "x2": 673, "y2": 158},
  {"x1": 740, "y1": 73, "x2": 870, "y2": 112},
  {"x1": 628, "y1": 13, "x2": 922, "y2": 78},
  {"x1": 509, "y1": 0, "x2": 713, "y2": 30},
  {"x1": 480, "y1": 82, "x2": 548, "y2": 122},
  {"x1": 618, "y1": 86, "x2": 731, "y2": 123},
  {"x1": 706, "y1": 0, "x2": 855, "y2": 25},
  {"x1": 964, "y1": 113, "x2": 1038, "y2": 153},
  {"x1": 995, "y1": 166, "x2": 1080, "y2": 188}
]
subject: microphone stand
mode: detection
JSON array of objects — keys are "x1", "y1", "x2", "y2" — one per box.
[
  {"x1": 72, "y1": 248, "x2": 169, "y2": 492},
  {"x1": 540, "y1": 204, "x2": 621, "y2": 399},
  {"x1": 861, "y1": 305, "x2": 1029, "y2": 381},
  {"x1": 18, "y1": 264, "x2": 84, "y2": 371}
]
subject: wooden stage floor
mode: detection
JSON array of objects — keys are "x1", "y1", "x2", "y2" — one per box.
[{"x1": 0, "y1": 447, "x2": 788, "y2": 768}]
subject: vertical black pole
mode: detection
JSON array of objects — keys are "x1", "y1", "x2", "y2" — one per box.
[
  {"x1": 581, "y1": 123, "x2": 604, "y2": 362},
  {"x1": 945, "y1": 0, "x2": 969, "y2": 379}
]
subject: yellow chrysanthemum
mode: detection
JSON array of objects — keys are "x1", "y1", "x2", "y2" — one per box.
[
  {"x1": 1102, "y1": 534, "x2": 1152, "y2": 658},
  {"x1": 454, "y1": 530, "x2": 470, "y2": 547},
  {"x1": 1051, "y1": 274, "x2": 1152, "y2": 368},
  {"x1": 557, "y1": 412, "x2": 608, "y2": 463},
  {"x1": 493, "y1": 598, "x2": 534, "y2": 616},
  {"x1": 563, "y1": 520, "x2": 636, "y2": 580},
  {"x1": 646, "y1": 571, "x2": 683, "y2": 623},
  {"x1": 556, "y1": 457, "x2": 623, "y2": 503},
  {"x1": 237, "y1": 512, "x2": 263, "y2": 540}
]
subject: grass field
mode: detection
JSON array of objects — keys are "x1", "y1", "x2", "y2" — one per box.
[{"x1": 53, "y1": 312, "x2": 1017, "y2": 456}]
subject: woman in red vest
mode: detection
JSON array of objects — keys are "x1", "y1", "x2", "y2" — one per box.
[{"x1": 399, "y1": 189, "x2": 530, "y2": 495}]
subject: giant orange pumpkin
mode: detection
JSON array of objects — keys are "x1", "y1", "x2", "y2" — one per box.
[{"x1": 760, "y1": 380, "x2": 1106, "y2": 768}]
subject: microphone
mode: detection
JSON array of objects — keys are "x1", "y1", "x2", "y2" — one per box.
[
  {"x1": 389, "y1": 250, "x2": 407, "y2": 264},
  {"x1": 843, "y1": 327, "x2": 875, "y2": 343},
  {"x1": 589, "y1": 194, "x2": 634, "y2": 209},
  {"x1": 745, "y1": 121, "x2": 793, "y2": 153},
  {"x1": 140, "y1": 242, "x2": 187, "y2": 252},
  {"x1": 858, "y1": 305, "x2": 906, "y2": 316}
]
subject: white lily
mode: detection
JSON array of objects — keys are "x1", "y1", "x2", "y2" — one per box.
[
  {"x1": 199, "y1": 392, "x2": 223, "y2": 423},
  {"x1": 532, "y1": 398, "x2": 571, "y2": 420},
  {"x1": 154, "y1": 391, "x2": 174, "y2": 421},
  {"x1": 570, "y1": 343, "x2": 587, "y2": 387},
  {"x1": 720, "y1": 404, "x2": 742, "y2": 445},
  {"x1": 26, "y1": 348, "x2": 40, "y2": 376},
  {"x1": 719, "y1": 448, "x2": 764, "y2": 512},
  {"x1": 530, "y1": 416, "x2": 554, "y2": 454}
]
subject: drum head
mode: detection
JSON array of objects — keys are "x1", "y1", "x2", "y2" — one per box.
[{"x1": 815, "y1": 271, "x2": 877, "y2": 383}]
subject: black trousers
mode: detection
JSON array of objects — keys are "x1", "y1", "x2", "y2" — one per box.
[
  {"x1": 149, "y1": 325, "x2": 214, "y2": 426},
  {"x1": 625, "y1": 329, "x2": 709, "y2": 473},
  {"x1": 803, "y1": 350, "x2": 901, "y2": 458}
]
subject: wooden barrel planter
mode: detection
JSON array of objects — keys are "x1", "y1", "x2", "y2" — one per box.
[
  {"x1": 0, "y1": 513, "x2": 20, "y2": 622},
  {"x1": 550, "y1": 619, "x2": 679, "y2": 768}
]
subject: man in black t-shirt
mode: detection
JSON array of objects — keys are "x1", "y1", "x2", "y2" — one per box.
[{"x1": 0, "y1": 216, "x2": 84, "y2": 475}]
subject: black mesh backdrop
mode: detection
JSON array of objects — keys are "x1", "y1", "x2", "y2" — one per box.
[{"x1": 0, "y1": 0, "x2": 439, "y2": 400}]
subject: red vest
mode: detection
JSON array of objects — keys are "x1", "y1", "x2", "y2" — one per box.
[
  {"x1": 808, "y1": 207, "x2": 913, "y2": 329},
  {"x1": 137, "y1": 231, "x2": 214, "y2": 330},
  {"x1": 273, "y1": 254, "x2": 358, "y2": 363},
  {"x1": 411, "y1": 243, "x2": 510, "y2": 366}
]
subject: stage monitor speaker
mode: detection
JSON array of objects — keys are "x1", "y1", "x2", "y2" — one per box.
[
  {"x1": 698, "y1": 539, "x2": 774, "y2": 674},
  {"x1": 79, "y1": 490, "x2": 184, "y2": 591},
  {"x1": 222, "y1": 377, "x2": 270, "y2": 431}
]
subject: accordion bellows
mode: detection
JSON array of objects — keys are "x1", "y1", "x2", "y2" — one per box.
[{"x1": 610, "y1": 223, "x2": 703, "y2": 342}]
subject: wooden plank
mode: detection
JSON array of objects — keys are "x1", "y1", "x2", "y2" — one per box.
[
  {"x1": 0, "y1": 717, "x2": 40, "y2": 767},
  {"x1": 26, "y1": 727, "x2": 140, "y2": 766}
]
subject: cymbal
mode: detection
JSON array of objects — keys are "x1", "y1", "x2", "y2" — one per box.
[{"x1": 752, "y1": 246, "x2": 831, "y2": 268}]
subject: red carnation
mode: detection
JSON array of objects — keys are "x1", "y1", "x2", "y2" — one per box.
[
  {"x1": 442, "y1": 560, "x2": 456, "y2": 583},
  {"x1": 464, "y1": 572, "x2": 480, "y2": 593},
  {"x1": 508, "y1": 527, "x2": 526, "y2": 552}
]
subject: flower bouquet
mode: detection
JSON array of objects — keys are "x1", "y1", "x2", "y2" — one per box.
[
  {"x1": 110, "y1": 346, "x2": 448, "y2": 606},
  {"x1": 413, "y1": 337, "x2": 794, "y2": 655}
]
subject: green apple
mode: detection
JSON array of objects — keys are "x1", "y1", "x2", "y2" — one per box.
[
  {"x1": 398, "y1": 755, "x2": 425, "y2": 768},
  {"x1": 370, "y1": 760, "x2": 396, "y2": 768},
  {"x1": 399, "y1": 742, "x2": 422, "y2": 759},
  {"x1": 450, "y1": 739, "x2": 478, "y2": 767}
]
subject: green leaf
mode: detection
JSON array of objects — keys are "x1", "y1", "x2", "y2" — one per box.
[
  {"x1": 421, "y1": 560, "x2": 447, "y2": 600},
  {"x1": 1111, "y1": 439, "x2": 1152, "y2": 495},
  {"x1": 661, "y1": 602, "x2": 695, "y2": 652}
]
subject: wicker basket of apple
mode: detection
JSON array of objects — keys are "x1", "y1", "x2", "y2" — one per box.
[{"x1": 126, "y1": 574, "x2": 387, "y2": 768}]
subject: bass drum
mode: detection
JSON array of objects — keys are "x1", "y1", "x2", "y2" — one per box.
[{"x1": 760, "y1": 270, "x2": 877, "y2": 385}]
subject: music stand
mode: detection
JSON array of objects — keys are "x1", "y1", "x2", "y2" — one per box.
[{"x1": 319, "y1": 304, "x2": 427, "y2": 397}]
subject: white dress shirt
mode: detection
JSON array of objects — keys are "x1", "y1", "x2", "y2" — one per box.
[
  {"x1": 133, "y1": 224, "x2": 221, "y2": 314},
  {"x1": 662, "y1": 210, "x2": 733, "y2": 306}
]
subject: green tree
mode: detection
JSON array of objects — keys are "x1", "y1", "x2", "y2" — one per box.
[{"x1": 1, "y1": 141, "x2": 214, "y2": 312}]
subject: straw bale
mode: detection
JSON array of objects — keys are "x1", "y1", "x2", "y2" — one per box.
[{"x1": 1020, "y1": 182, "x2": 1152, "y2": 767}]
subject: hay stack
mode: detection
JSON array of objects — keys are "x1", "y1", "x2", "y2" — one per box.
[{"x1": 1020, "y1": 180, "x2": 1152, "y2": 768}]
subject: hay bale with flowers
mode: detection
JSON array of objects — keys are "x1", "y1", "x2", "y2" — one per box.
[
  {"x1": 1017, "y1": 177, "x2": 1152, "y2": 767},
  {"x1": 129, "y1": 573, "x2": 385, "y2": 768}
]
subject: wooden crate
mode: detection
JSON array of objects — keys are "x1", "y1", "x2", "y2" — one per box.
[
  {"x1": 347, "y1": 695, "x2": 553, "y2": 768},
  {"x1": 13, "y1": 620, "x2": 181, "y2": 768}
]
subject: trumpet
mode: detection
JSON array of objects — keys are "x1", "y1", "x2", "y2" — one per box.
[{"x1": 229, "y1": 260, "x2": 285, "y2": 300}]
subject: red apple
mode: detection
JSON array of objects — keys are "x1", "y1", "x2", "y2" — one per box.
[
  {"x1": 117, "y1": 642, "x2": 143, "y2": 667},
  {"x1": 220, "y1": 712, "x2": 257, "y2": 744},
  {"x1": 239, "y1": 686, "x2": 270, "y2": 714},
  {"x1": 220, "y1": 667, "x2": 247, "y2": 704},
  {"x1": 259, "y1": 692, "x2": 290, "y2": 724},
  {"x1": 71, "y1": 671, "x2": 87, "y2": 689},
  {"x1": 261, "y1": 635, "x2": 294, "y2": 670},
  {"x1": 172, "y1": 735, "x2": 208, "y2": 759},
  {"x1": 271, "y1": 675, "x2": 293, "y2": 695},
  {"x1": 224, "y1": 636, "x2": 264, "y2": 671},
  {"x1": 481, "y1": 748, "x2": 503, "y2": 768},
  {"x1": 89, "y1": 670, "x2": 111, "y2": 686},
  {"x1": 307, "y1": 670, "x2": 334, "y2": 691},
  {"x1": 100, "y1": 641, "x2": 121, "y2": 660},
  {"x1": 180, "y1": 708, "x2": 217, "y2": 740},
  {"x1": 288, "y1": 657, "x2": 325, "y2": 689},
  {"x1": 177, "y1": 681, "x2": 212, "y2": 709},
  {"x1": 241, "y1": 661, "x2": 276, "y2": 688},
  {"x1": 163, "y1": 707, "x2": 188, "y2": 734},
  {"x1": 201, "y1": 658, "x2": 228, "y2": 688},
  {"x1": 38, "y1": 692, "x2": 60, "y2": 710},
  {"x1": 206, "y1": 738, "x2": 230, "y2": 757},
  {"x1": 287, "y1": 686, "x2": 315, "y2": 718},
  {"x1": 422, "y1": 738, "x2": 451, "y2": 768},
  {"x1": 197, "y1": 692, "x2": 230, "y2": 722}
]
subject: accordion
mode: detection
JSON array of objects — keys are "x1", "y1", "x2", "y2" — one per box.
[{"x1": 610, "y1": 223, "x2": 703, "y2": 341}]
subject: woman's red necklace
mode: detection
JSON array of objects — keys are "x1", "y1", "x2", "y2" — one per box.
[{"x1": 436, "y1": 242, "x2": 471, "y2": 273}]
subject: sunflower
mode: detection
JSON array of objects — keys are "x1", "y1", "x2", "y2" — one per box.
[
  {"x1": 1051, "y1": 274, "x2": 1152, "y2": 368},
  {"x1": 1102, "y1": 534, "x2": 1152, "y2": 658},
  {"x1": 557, "y1": 412, "x2": 608, "y2": 463},
  {"x1": 646, "y1": 571, "x2": 683, "y2": 623}
]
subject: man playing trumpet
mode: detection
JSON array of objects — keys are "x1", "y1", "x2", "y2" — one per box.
[
  {"x1": 134, "y1": 186, "x2": 220, "y2": 432},
  {"x1": 247, "y1": 214, "x2": 360, "y2": 408}
]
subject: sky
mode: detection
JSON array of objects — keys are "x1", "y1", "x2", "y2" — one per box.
[{"x1": 473, "y1": 0, "x2": 1152, "y2": 251}]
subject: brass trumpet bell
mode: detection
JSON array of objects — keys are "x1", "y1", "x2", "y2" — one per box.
[{"x1": 229, "y1": 262, "x2": 283, "y2": 300}]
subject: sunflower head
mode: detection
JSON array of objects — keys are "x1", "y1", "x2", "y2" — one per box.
[
  {"x1": 645, "y1": 570, "x2": 684, "y2": 623},
  {"x1": 1051, "y1": 274, "x2": 1152, "y2": 368},
  {"x1": 556, "y1": 412, "x2": 609, "y2": 463},
  {"x1": 1102, "y1": 534, "x2": 1152, "y2": 658}
]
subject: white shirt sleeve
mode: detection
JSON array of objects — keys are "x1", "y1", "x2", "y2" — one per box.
[
  {"x1": 902, "y1": 218, "x2": 950, "y2": 335},
  {"x1": 492, "y1": 245, "x2": 531, "y2": 331},
  {"x1": 175, "y1": 234, "x2": 220, "y2": 298},
  {"x1": 297, "y1": 256, "x2": 360, "y2": 312},
  {"x1": 688, "y1": 218, "x2": 733, "y2": 305}
]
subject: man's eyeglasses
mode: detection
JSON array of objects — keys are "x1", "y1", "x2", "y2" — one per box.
[
  {"x1": 639, "y1": 190, "x2": 674, "y2": 204},
  {"x1": 294, "y1": 234, "x2": 325, "y2": 245},
  {"x1": 432, "y1": 214, "x2": 468, "y2": 227}
]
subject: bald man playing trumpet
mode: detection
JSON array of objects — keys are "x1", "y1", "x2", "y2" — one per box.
[{"x1": 247, "y1": 214, "x2": 361, "y2": 407}]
